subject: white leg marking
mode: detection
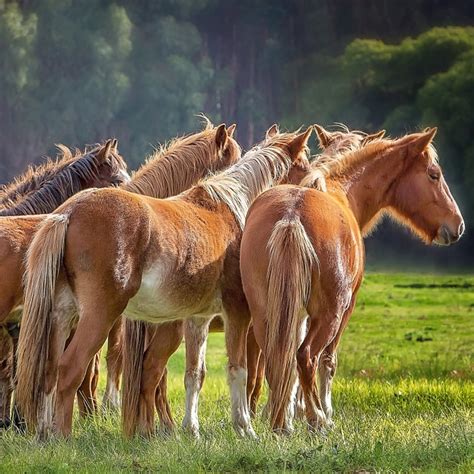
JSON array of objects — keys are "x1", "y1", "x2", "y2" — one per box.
[
  {"x1": 102, "y1": 378, "x2": 120, "y2": 411},
  {"x1": 229, "y1": 366, "x2": 256, "y2": 438},
  {"x1": 37, "y1": 392, "x2": 55, "y2": 440},
  {"x1": 182, "y1": 319, "x2": 209, "y2": 438}
]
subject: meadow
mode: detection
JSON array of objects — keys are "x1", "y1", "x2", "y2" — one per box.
[{"x1": 0, "y1": 273, "x2": 472, "y2": 472}]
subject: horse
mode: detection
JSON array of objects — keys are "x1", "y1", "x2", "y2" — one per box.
[
  {"x1": 15, "y1": 125, "x2": 312, "y2": 440},
  {"x1": 100, "y1": 120, "x2": 239, "y2": 411},
  {"x1": 146, "y1": 124, "x2": 387, "y2": 436},
  {"x1": 0, "y1": 139, "x2": 129, "y2": 429},
  {"x1": 240, "y1": 128, "x2": 464, "y2": 434}
]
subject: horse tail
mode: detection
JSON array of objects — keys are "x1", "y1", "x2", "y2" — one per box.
[
  {"x1": 122, "y1": 319, "x2": 146, "y2": 438},
  {"x1": 16, "y1": 213, "x2": 69, "y2": 429},
  {"x1": 265, "y1": 215, "x2": 316, "y2": 431}
]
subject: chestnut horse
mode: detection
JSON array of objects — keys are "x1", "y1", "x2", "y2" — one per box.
[
  {"x1": 16, "y1": 125, "x2": 312, "y2": 440},
  {"x1": 240, "y1": 129, "x2": 464, "y2": 434},
  {"x1": 0, "y1": 140, "x2": 129, "y2": 429},
  {"x1": 101, "y1": 121, "x2": 238, "y2": 412},
  {"x1": 147, "y1": 124, "x2": 387, "y2": 437},
  {"x1": 245, "y1": 125, "x2": 386, "y2": 416}
]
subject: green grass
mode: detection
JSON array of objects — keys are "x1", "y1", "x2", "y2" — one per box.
[{"x1": 1, "y1": 273, "x2": 473, "y2": 472}]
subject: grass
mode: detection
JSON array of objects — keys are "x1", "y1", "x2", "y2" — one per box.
[{"x1": 0, "y1": 272, "x2": 472, "y2": 472}]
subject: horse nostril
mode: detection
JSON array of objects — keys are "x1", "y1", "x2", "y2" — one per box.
[{"x1": 458, "y1": 221, "x2": 465, "y2": 238}]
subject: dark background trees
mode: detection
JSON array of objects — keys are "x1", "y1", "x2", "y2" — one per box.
[{"x1": 0, "y1": 0, "x2": 472, "y2": 267}]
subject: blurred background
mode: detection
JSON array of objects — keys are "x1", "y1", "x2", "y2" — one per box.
[{"x1": 0, "y1": 0, "x2": 472, "y2": 269}]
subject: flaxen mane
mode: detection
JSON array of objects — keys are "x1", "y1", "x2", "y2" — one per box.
[
  {"x1": 197, "y1": 132, "x2": 306, "y2": 228},
  {"x1": 0, "y1": 144, "x2": 126, "y2": 216},
  {"x1": 301, "y1": 127, "x2": 386, "y2": 189},
  {"x1": 124, "y1": 123, "x2": 231, "y2": 198}
]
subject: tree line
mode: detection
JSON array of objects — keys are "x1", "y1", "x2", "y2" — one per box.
[{"x1": 1, "y1": 0, "x2": 472, "y2": 265}]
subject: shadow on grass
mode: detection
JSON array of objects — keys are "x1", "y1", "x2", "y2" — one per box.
[{"x1": 394, "y1": 282, "x2": 474, "y2": 289}]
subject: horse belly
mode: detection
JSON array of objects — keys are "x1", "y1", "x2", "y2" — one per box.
[{"x1": 125, "y1": 265, "x2": 220, "y2": 323}]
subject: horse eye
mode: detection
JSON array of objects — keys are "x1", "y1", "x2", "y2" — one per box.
[{"x1": 429, "y1": 172, "x2": 440, "y2": 181}]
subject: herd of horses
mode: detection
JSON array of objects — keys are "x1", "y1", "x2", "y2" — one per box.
[{"x1": 0, "y1": 118, "x2": 464, "y2": 441}]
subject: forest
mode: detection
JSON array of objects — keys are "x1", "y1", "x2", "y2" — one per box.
[{"x1": 0, "y1": 0, "x2": 473, "y2": 265}]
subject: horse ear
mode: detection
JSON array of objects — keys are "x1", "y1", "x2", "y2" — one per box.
[
  {"x1": 406, "y1": 128, "x2": 437, "y2": 156},
  {"x1": 265, "y1": 124, "x2": 279, "y2": 139},
  {"x1": 361, "y1": 130, "x2": 386, "y2": 146},
  {"x1": 111, "y1": 138, "x2": 118, "y2": 153},
  {"x1": 314, "y1": 124, "x2": 333, "y2": 149},
  {"x1": 288, "y1": 126, "x2": 313, "y2": 157},
  {"x1": 215, "y1": 123, "x2": 228, "y2": 151},
  {"x1": 227, "y1": 124, "x2": 237, "y2": 138},
  {"x1": 95, "y1": 139, "x2": 113, "y2": 163}
]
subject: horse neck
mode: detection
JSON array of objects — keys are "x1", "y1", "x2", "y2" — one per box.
[
  {"x1": 329, "y1": 149, "x2": 405, "y2": 233},
  {"x1": 0, "y1": 160, "x2": 71, "y2": 208},
  {"x1": 0, "y1": 160, "x2": 97, "y2": 216},
  {"x1": 124, "y1": 142, "x2": 218, "y2": 199}
]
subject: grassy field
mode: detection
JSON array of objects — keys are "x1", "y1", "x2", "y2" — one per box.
[{"x1": 0, "y1": 273, "x2": 472, "y2": 472}]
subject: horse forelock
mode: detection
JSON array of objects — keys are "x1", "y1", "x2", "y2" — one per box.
[
  {"x1": 196, "y1": 132, "x2": 302, "y2": 229},
  {"x1": 0, "y1": 144, "x2": 114, "y2": 216},
  {"x1": 124, "y1": 127, "x2": 227, "y2": 199}
]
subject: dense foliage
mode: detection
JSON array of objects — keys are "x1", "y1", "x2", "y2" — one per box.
[{"x1": 0, "y1": 0, "x2": 472, "y2": 264}]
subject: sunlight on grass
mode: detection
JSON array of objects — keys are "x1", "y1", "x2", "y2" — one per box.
[{"x1": 0, "y1": 273, "x2": 472, "y2": 472}]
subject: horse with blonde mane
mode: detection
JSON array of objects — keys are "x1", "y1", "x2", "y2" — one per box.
[
  {"x1": 146, "y1": 124, "x2": 386, "y2": 436},
  {"x1": 100, "y1": 120, "x2": 238, "y2": 412},
  {"x1": 0, "y1": 139, "x2": 129, "y2": 429},
  {"x1": 240, "y1": 128, "x2": 464, "y2": 434},
  {"x1": 15, "y1": 124, "x2": 312, "y2": 440}
]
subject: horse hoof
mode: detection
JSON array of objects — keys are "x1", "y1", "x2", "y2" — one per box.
[
  {"x1": 159, "y1": 422, "x2": 176, "y2": 438},
  {"x1": 182, "y1": 422, "x2": 200, "y2": 439}
]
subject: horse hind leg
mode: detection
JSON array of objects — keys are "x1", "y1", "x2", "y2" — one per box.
[
  {"x1": 103, "y1": 317, "x2": 123, "y2": 411},
  {"x1": 298, "y1": 301, "x2": 346, "y2": 434},
  {"x1": 37, "y1": 312, "x2": 73, "y2": 440},
  {"x1": 0, "y1": 327, "x2": 13, "y2": 429},
  {"x1": 222, "y1": 302, "x2": 256, "y2": 438},
  {"x1": 136, "y1": 321, "x2": 182, "y2": 437},
  {"x1": 154, "y1": 367, "x2": 174, "y2": 435},
  {"x1": 77, "y1": 352, "x2": 100, "y2": 418},
  {"x1": 318, "y1": 297, "x2": 356, "y2": 426},
  {"x1": 318, "y1": 349, "x2": 337, "y2": 426},
  {"x1": 246, "y1": 325, "x2": 264, "y2": 418},
  {"x1": 55, "y1": 301, "x2": 121, "y2": 438}
]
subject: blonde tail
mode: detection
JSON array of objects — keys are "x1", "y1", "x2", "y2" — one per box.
[
  {"x1": 16, "y1": 214, "x2": 69, "y2": 429},
  {"x1": 265, "y1": 216, "x2": 316, "y2": 431}
]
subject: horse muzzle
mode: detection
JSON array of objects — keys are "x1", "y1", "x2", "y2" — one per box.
[{"x1": 434, "y1": 222, "x2": 464, "y2": 246}]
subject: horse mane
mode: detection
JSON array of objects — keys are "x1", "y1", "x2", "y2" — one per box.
[
  {"x1": 302, "y1": 131, "x2": 438, "y2": 191},
  {"x1": 0, "y1": 145, "x2": 78, "y2": 207},
  {"x1": 0, "y1": 144, "x2": 122, "y2": 216},
  {"x1": 301, "y1": 125, "x2": 381, "y2": 188},
  {"x1": 124, "y1": 123, "x2": 225, "y2": 199},
  {"x1": 196, "y1": 132, "x2": 305, "y2": 228}
]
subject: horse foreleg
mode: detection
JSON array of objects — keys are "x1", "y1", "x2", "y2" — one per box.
[{"x1": 182, "y1": 318, "x2": 210, "y2": 438}]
